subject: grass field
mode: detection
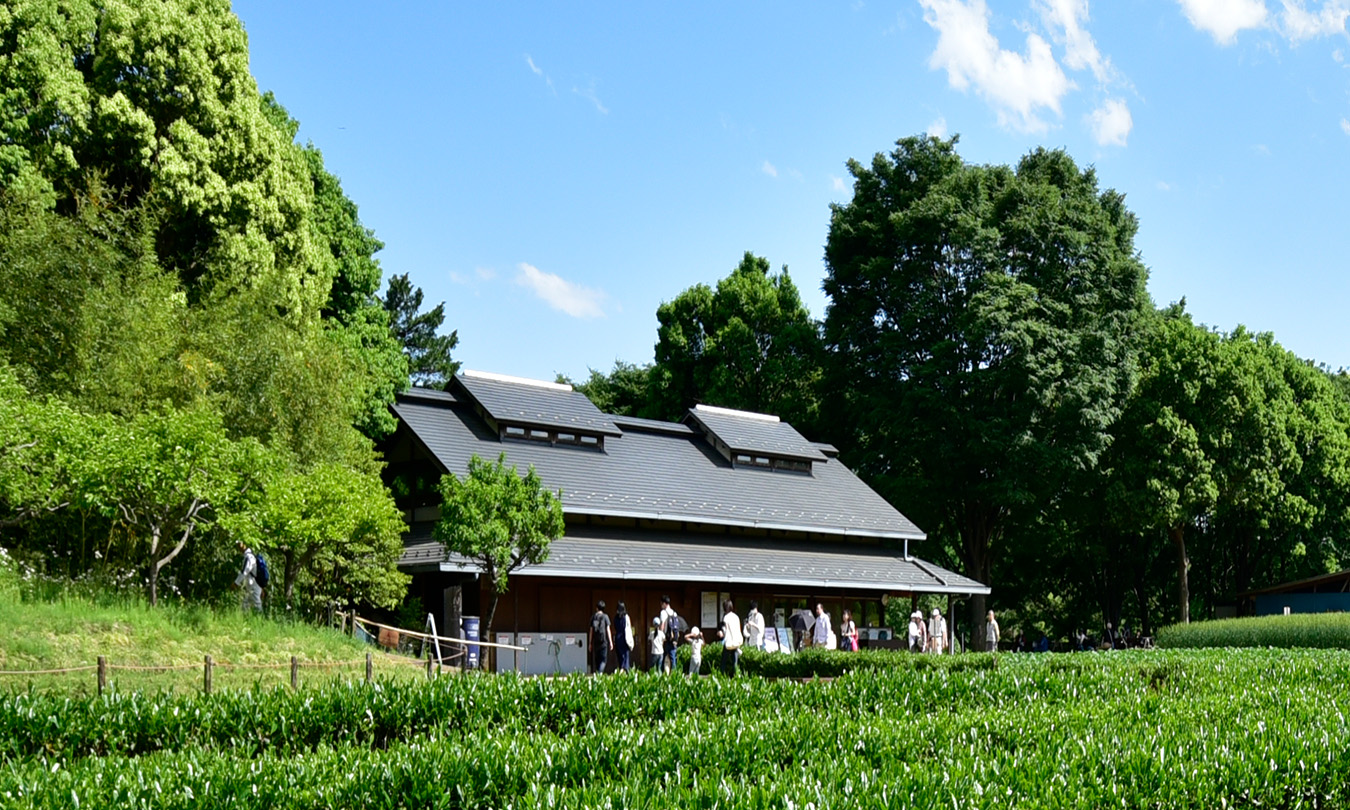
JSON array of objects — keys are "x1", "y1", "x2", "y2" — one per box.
[
  {"x1": 3, "y1": 648, "x2": 1348, "y2": 809},
  {"x1": 0, "y1": 586, "x2": 427, "y2": 694}
]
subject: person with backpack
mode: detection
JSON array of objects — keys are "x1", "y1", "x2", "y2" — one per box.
[
  {"x1": 233, "y1": 541, "x2": 263, "y2": 613},
  {"x1": 614, "y1": 601, "x2": 634, "y2": 672},
  {"x1": 590, "y1": 600, "x2": 613, "y2": 674},
  {"x1": 659, "y1": 595, "x2": 681, "y2": 674}
]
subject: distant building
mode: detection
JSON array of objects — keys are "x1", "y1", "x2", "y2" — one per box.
[
  {"x1": 1238, "y1": 569, "x2": 1350, "y2": 616},
  {"x1": 381, "y1": 370, "x2": 988, "y2": 670}
]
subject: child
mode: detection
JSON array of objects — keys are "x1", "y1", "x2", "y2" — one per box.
[
  {"x1": 684, "y1": 626, "x2": 704, "y2": 675},
  {"x1": 649, "y1": 617, "x2": 665, "y2": 672}
]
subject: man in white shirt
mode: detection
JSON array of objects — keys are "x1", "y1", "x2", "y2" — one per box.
[
  {"x1": 908, "y1": 610, "x2": 924, "y2": 653},
  {"x1": 717, "y1": 599, "x2": 743, "y2": 676},
  {"x1": 811, "y1": 603, "x2": 831, "y2": 648},
  {"x1": 929, "y1": 608, "x2": 948, "y2": 654}
]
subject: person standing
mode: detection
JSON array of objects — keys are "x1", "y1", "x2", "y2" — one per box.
[
  {"x1": 590, "y1": 601, "x2": 613, "y2": 674},
  {"x1": 684, "y1": 626, "x2": 704, "y2": 675},
  {"x1": 233, "y1": 542, "x2": 261, "y2": 613},
  {"x1": 907, "y1": 610, "x2": 924, "y2": 653},
  {"x1": 840, "y1": 609, "x2": 859, "y2": 651},
  {"x1": 744, "y1": 601, "x2": 766, "y2": 650},
  {"x1": 928, "y1": 608, "x2": 948, "y2": 654},
  {"x1": 648, "y1": 618, "x2": 665, "y2": 672},
  {"x1": 717, "y1": 600, "x2": 743, "y2": 676},
  {"x1": 614, "y1": 601, "x2": 634, "y2": 672},
  {"x1": 811, "y1": 603, "x2": 831, "y2": 649},
  {"x1": 659, "y1": 595, "x2": 680, "y2": 674},
  {"x1": 986, "y1": 609, "x2": 1001, "y2": 653}
]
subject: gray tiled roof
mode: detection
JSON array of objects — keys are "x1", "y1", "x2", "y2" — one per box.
[
  {"x1": 401, "y1": 525, "x2": 988, "y2": 595},
  {"x1": 453, "y1": 372, "x2": 622, "y2": 436},
  {"x1": 392, "y1": 390, "x2": 925, "y2": 540},
  {"x1": 686, "y1": 405, "x2": 827, "y2": 462}
]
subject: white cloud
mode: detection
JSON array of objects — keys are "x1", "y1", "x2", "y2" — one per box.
[
  {"x1": 1156, "y1": 180, "x2": 1174, "y2": 191},
  {"x1": 831, "y1": 175, "x2": 849, "y2": 192},
  {"x1": 572, "y1": 81, "x2": 608, "y2": 114},
  {"x1": 1087, "y1": 98, "x2": 1133, "y2": 145},
  {"x1": 927, "y1": 115, "x2": 949, "y2": 138},
  {"x1": 762, "y1": 160, "x2": 779, "y2": 178},
  {"x1": 919, "y1": 0, "x2": 1074, "y2": 133},
  {"x1": 1036, "y1": 0, "x2": 1111, "y2": 82},
  {"x1": 1341, "y1": 116, "x2": 1350, "y2": 134},
  {"x1": 525, "y1": 54, "x2": 556, "y2": 94},
  {"x1": 475, "y1": 266, "x2": 497, "y2": 281},
  {"x1": 1280, "y1": 0, "x2": 1349, "y2": 41},
  {"x1": 1177, "y1": 0, "x2": 1269, "y2": 45},
  {"x1": 515, "y1": 263, "x2": 607, "y2": 319},
  {"x1": 1335, "y1": 47, "x2": 1346, "y2": 61}
]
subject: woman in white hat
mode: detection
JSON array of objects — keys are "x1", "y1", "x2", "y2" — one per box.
[{"x1": 908, "y1": 610, "x2": 926, "y2": 653}]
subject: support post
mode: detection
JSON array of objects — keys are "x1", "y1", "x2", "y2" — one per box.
[
  {"x1": 290, "y1": 656, "x2": 299, "y2": 690},
  {"x1": 365, "y1": 652, "x2": 373, "y2": 684},
  {"x1": 97, "y1": 656, "x2": 107, "y2": 696},
  {"x1": 204, "y1": 655, "x2": 213, "y2": 694},
  {"x1": 426, "y1": 657, "x2": 434, "y2": 680}
]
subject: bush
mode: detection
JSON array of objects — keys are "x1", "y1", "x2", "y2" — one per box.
[
  {"x1": 1156, "y1": 613, "x2": 1350, "y2": 649},
  {"x1": 674, "y1": 643, "x2": 997, "y2": 678}
]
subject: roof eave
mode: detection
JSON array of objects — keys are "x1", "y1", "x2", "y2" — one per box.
[{"x1": 566, "y1": 506, "x2": 926, "y2": 541}]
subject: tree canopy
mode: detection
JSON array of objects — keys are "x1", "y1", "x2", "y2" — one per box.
[
  {"x1": 822, "y1": 136, "x2": 1150, "y2": 646},
  {"x1": 435, "y1": 454, "x2": 563, "y2": 666}
]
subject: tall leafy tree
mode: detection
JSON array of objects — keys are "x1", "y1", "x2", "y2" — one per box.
[
  {"x1": 650, "y1": 251, "x2": 823, "y2": 427},
  {"x1": 382, "y1": 273, "x2": 460, "y2": 388},
  {"x1": 568, "y1": 361, "x2": 656, "y2": 417},
  {"x1": 435, "y1": 453, "x2": 563, "y2": 668},
  {"x1": 822, "y1": 136, "x2": 1150, "y2": 649}
]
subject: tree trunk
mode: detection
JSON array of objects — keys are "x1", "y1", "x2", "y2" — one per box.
[
  {"x1": 1171, "y1": 524, "x2": 1190, "y2": 624},
  {"x1": 481, "y1": 588, "x2": 501, "y2": 671},
  {"x1": 961, "y1": 502, "x2": 998, "y2": 652},
  {"x1": 148, "y1": 526, "x2": 161, "y2": 607}
]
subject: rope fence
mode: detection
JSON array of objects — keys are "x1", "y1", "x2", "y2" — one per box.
[{"x1": 0, "y1": 613, "x2": 529, "y2": 694}]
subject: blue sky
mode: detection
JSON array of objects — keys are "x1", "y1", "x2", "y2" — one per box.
[{"x1": 232, "y1": 0, "x2": 1350, "y2": 382}]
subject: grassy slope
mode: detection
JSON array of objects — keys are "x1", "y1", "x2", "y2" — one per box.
[{"x1": 0, "y1": 591, "x2": 422, "y2": 694}]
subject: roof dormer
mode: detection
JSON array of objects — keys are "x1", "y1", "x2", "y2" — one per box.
[
  {"x1": 684, "y1": 404, "x2": 824, "y2": 473},
  {"x1": 451, "y1": 370, "x2": 621, "y2": 450}
]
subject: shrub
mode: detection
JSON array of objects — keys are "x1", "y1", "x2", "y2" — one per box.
[{"x1": 1156, "y1": 613, "x2": 1350, "y2": 649}]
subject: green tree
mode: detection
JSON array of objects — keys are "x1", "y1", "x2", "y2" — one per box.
[
  {"x1": 73, "y1": 406, "x2": 268, "y2": 605},
  {"x1": 822, "y1": 136, "x2": 1149, "y2": 649},
  {"x1": 221, "y1": 462, "x2": 408, "y2": 611},
  {"x1": 434, "y1": 453, "x2": 563, "y2": 668},
  {"x1": 650, "y1": 251, "x2": 822, "y2": 427},
  {"x1": 567, "y1": 361, "x2": 655, "y2": 417},
  {"x1": 382, "y1": 273, "x2": 460, "y2": 389}
]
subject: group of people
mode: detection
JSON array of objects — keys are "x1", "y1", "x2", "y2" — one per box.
[
  {"x1": 590, "y1": 598, "x2": 874, "y2": 676},
  {"x1": 906, "y1": 607, "x2": 955, "y2": 653},
  {"x1": 589, "y1": 596, "x2": 756, "y2": 676}
]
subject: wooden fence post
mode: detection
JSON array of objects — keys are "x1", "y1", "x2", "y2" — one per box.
[
  {"x1": 426, "y1": 657, "x2": 434, "y2": 680},
  {"x1": 97, "y1": 656, "x2": 106, "y2": 696},
  {"x1": 365, "y1": 652, "x2": 373, "y2": 684},
  {"x1": 204, "y1": 655, "x2": 213, "y2": 695},
  {"x1": 290, "y1": 656, "x2": 299, "y2": 690}
]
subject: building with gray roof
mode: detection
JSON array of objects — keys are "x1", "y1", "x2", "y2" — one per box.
[{"x1": 382, "y1": 370, "x2": 988, "y2": 669}]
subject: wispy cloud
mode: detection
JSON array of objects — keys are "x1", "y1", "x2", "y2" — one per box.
[
  {"x1": 762, "y1": 160, "x2": 779, "y2": 178},
  {"x1": 525, "y1": 54, "x2": 556, "y2": 94},
  {"x1": 919, "y1": 0, "x2": 1074, "y2": 133},
  {"x1": 515, "y1": 263, "x2": 608, "y2": 318},
  {"x1": 1156, "y1": 180, "x2": 1174, "y2": 191},
  {"x1": 1087, "y1": 97, "x2": 1133, "y2": 145},
  {"x1": 1280, "y1": 0, "x2": 1350, "y2": 41},
  {"x1": 572, "y1": 80, "x2": 609, "y2": 115},
  {"x1": 927, "y1": 115, "x2": 949, "y2": 137},
  {"x1": 1341, "y1": 116, "x2": 1350, "y2": 135},
  {"x1": 1036, "y1": 0, "x2": 1112, "y2": 82},
  {"x1": 1177, "y1": 0, "x2": 1269, "y2": 44},
  {"x1": 831, "y1": 175, "x2": 849, "y2": 192},
  {"x1": 475, "y1": 267, "x2": 497, "y2": 281}
]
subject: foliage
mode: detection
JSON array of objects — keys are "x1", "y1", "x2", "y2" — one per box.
[
  {"x1": 1156, "y1": 613, "x2": 1350, "y2": 649},
  {"x1": 566, "y1": 361, "x2": 655, "y2": 417},
  {"x1": 435, "y1": 454, "x2": 563, "y2": 662},
  {"x1": 4, "y1": 651, "x2": 1350, "y2": 808},
  {"x1": 382, "y1": 272, "x2": 459, "y2": 389},
  {"x1": 220, "y1": 463, "x2": 408, "y2": 611},
  {"x1": 650, "y1": 251, "x2": 823, "y2": 426},
  {"x1": 823, "y1": 135, "x2": 1151, "y2": 646}
]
